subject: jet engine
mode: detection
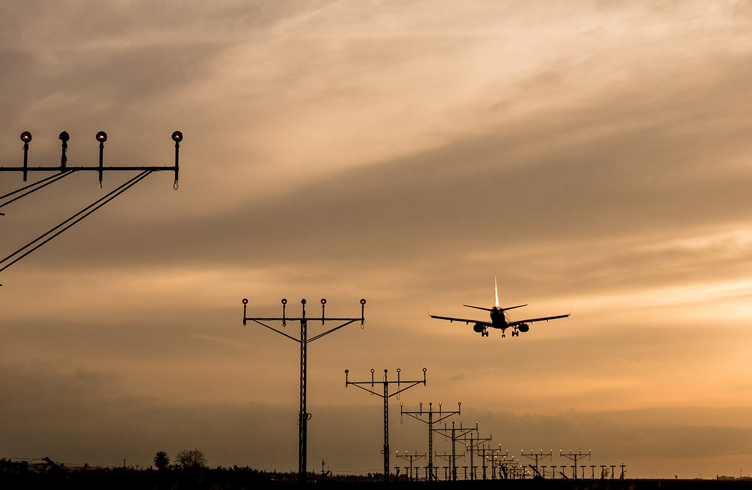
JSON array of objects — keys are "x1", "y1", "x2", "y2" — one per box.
[
  {"x1": 518, "y1": 323, "x2": 530, "y2": 333},
  {"x1": 473, "y1": 323, "x2": 485, "y2": 333}
]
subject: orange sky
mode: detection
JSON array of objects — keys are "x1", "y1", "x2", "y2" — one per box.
[{"x1": 2, "y1": 0, "x2": 752, "y2": 478}]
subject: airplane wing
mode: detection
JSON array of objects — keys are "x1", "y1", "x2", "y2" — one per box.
[
  {"x1": 429, "y1": 314, "x2": 492, "y2": 327},
  {"x1": 507, "y1": 313, "x2": 569, "y2": 327}
]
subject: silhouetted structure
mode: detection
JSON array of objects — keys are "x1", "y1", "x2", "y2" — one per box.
[
  {"x1": 521, "y1": 450, "x2": 552, "y2": 478},
  {"x1": 345, "y1": 368, "x2": 426, "y2": 482},
  {"x1": 457, "y1": 426, "x2": 492, "y2": 480},
  {"x1": 400, "y1": 402, "x2": 460, "y2": 481},
  {"x1": 395, "y1": 451, "x2": 426, "y2": 482},
  {"x1": 560, "y1": 449, "x2": 591, "y2": 479},
  {"x1": 0, "y1": 130, "x2": 181, "y2": 184},
  {"x1": 433, "y1": 421, "x2": 476, "y2": 481},
  {"x1": 0, "y1": 131, "x2": 183, "y2": 277},
  {"x1": 242, "y1": 297, "x2": 366, "y2": 485}
]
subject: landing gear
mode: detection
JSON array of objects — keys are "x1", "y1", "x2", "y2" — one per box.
[
  {"x1": 512, "y1": 330, "x2": 519, "y2": 337},
  {"x1": 482, "y1": 330, "x2": 489, "y2": 337}
]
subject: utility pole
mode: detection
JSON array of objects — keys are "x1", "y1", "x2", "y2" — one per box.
[
  {"x1": 395, "y1": 451, "x2": 426, "y2": 482},
  {"x1": 400, "y1": 402, "x2": 460, "y2": 481},
  {"x1": 433, "y1": 421, "x2": 476, "y2": 481},
  {"x1": 560, "y1": 449, "x2": 591, "y2": 480},
  {"x1": 0, "y1": 131, "x2": 183, "y2": 277},
  {"x1": 242, "y1": 297, "x2": 366, "y2": 485},
  {"x1": 344, "y1": 368, "x2": 426, "y2": 482}
]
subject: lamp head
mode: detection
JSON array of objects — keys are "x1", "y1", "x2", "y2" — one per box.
[
  {"x1": 96, "y1": 131, "x2": 107, "y2": 143},
  {"x1": 360, "y1": 299, "x2": 366, "y2": 305},
  {"x1": 59, "y1": 131, "x2": 69, "y2": 142},
  {"x1": 321, "y1": 298, "x2": 326, "y2": 305},
  {"x1": 281, "y1": 298, "x2": 287, "y2": 305},
  {"x1": 21, "y1": 131, "x2": 32, "y2": 142},
  {"x1": 172, "y1": 131, "x2": 183, "y2": 142},
  {"x1": 242, "y1": 298, "x2": 248, "y2": 305}
]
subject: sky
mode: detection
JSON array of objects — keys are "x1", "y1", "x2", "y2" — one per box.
[{"x1": 1, "y1": 0, "x2": 752, "y2": 479}]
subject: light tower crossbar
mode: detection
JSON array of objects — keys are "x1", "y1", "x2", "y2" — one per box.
[{"x1": 0, "y1": 131, "x2": 183, "y2": 280}]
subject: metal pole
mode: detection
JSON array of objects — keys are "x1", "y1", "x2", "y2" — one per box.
[
  {"x1": 428, "y1": 407, "x2": 433, "y2": 480},
  {"x1": 469, "y1": 433, "x2": 475, "y2": 480},
  {"x1": 299, "y1": 307, "x2": 308, "y2": 484},
  {"x1": 451, "y1": 423, "x2": 457, "y2": 481},
  {"x1": 383, "y1": 370, "x2": 389, "y2": 482}
]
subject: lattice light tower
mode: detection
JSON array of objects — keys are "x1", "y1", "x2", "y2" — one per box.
[
  {"x1": 0, "y1": 130, "x2": 182, "y2": 280},
  {"x1": 560, "y1": 449, "x2": 591, "y2": 479},
  {"x1": 242, "y1": 297, "x2": 366, "y2": 485},
  {"x1": 400, "y1": 402, "x2": 460, "y2": 481},
  {"x1": 395, "y1": 451, "x2": 426, "y2": 482},
  {"x1": 344, "y1": 368, "x2": 426, "y2": 482},
  {"x1": 456, "y1": 423, "x2": 492, "y2": 481},
  {"x1": 487, "y1": 446, "x2": 509, "y2": 480},
  {"x1": 521, "y1": 449, "x2": 553, "y2": 478},
  {"x1": 433, "y1": 420, "x2": 477, "y2": 481}
]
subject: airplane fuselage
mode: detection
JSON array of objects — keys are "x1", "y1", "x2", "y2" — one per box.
[{"x1": 489, "y1": 307, "x2": 507, "y2": 329}]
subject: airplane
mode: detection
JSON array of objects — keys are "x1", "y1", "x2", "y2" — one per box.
[{"x1": 429, "y1": 278, "x2": 569, "y2": 337}]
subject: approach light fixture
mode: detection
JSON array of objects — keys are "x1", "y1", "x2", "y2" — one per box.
[
  {"x1": 96, "y1": 131, "x2": 107, "y2": 142},
  {"x1": 321, "y1": 298, "x2": 326, "y2": 305},
  {"x1": 59, "y1": 131, "x2": 69, "y2": 142},
  {"x1": 360, "y1": 299, "x2": 366, "y2": 305},
  {"x1": 281, "y1": 298, "x2": 287, "y2": 305},
  {"x1": 20, "y1": 131, "x2": 32, "y2": 143},
  {"x1": 172, "y1": 130, "x2": 183, "y2": 142}
]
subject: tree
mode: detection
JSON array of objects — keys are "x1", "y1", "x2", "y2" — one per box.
[
  {"x1": 175, "y1": 449, "x2": 207, "y2": 469},
  {"x1": 153, "y1": 451, "x2": 170, "y2": 471}
]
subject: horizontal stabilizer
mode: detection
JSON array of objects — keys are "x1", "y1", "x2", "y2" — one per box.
[{"x1": 463, "y1": 304, "x2": 493, "y2": 312}]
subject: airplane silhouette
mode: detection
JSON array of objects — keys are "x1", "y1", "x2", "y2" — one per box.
[{"x1": 429, "y1": 278, "x2": 569, "y2": 337}]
